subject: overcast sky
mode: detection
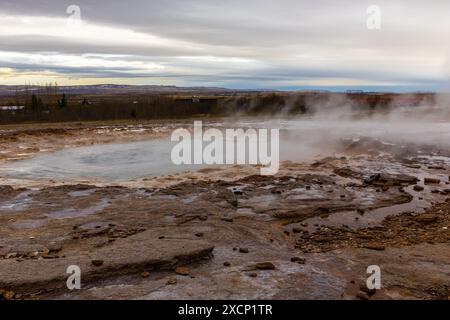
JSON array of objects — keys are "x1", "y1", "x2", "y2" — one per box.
[{"x1": 0, "y1": 0, "x2": 449, "y2": 91}]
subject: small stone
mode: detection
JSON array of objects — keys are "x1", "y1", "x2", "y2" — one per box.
[
  {"x1": 290, "y1": 257, "x2": 306, "y2": 264},
  {"x1": 223, "y1": 262, "x2": 231, "y2": 267},
  {"x1": 195, "y1": 232, "x2": 204, "y2": 237},
  {"x1": 292, "y1": 227, "x2": 302, "y2": 234},
  {"x1": 91, "y1": 259, "x2": 104, "y2": 267},
  {"x1": 424, "y1": 178, "x2": 440, "y2": 184},
  {"x1": 405, "y1": 164, "x2": 421, "y2": 169},
  {"x1": 428, "y1": 165, "x2": 445, "y2": 170},
  {"x1": 141, "y1": 271, "x2": 150, "y2": 278},
  {"x1": 363, "y1": 243, "x2": 385, "y2": 251},
  {"x1": 248, "y1": 272, "x2": 258, "y2": 278},
  {"x1": 47, "y1": 243, "x2": 62, "y2": 252},
  {"x1": 175, "y1": 266, "x2": 189, "y2": 276},
  {"x1": 221, "y1": 216, "x2": 233, "y2": 223},
  {"x1": 413, "y1": 185, "x2": 424, "y2": 192},
  {"x1": 239, "y1": 248, "x2": 249, "y2": 253},
  {"x1": 166, "y1": 278, "x2": 177, "y2": 285},
  {"x1": 255, "y1": 262, "x2": 276, "y2": 270},
  {"x1": 3, "y1": 291, "x2": 15, "y2": 300},
  {"x1": 415, "y1": 214, "x2": 438, "y2": 223}
]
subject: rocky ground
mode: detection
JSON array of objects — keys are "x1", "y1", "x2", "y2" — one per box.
[{"x1": 0, "y1": 123, "x2": 450, "y2": 300}]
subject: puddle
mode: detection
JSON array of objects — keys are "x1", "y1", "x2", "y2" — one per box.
[
  {"x1": 47, "y1": 198, "x2": 110, "y2": 219},
  {"x1": 235, "y1": 207, "x2": 273, "y2": 221},
  {"x1": 0, "y1": 191, "x2": 35, "y2": 211},
  {"x1": 12, "y1": 219, "x2": 48, "y2": 229},
  {"x1": 181, "y1": 195, "x2": 198, "y2": 204},
  {"x1": 241, "y1": 194, "x2": 277, "y2": 208},
  {"x1": 68, "y1": 189, "x2": 97, "y2": 197},
  {"x1": 286, "y1": 187, "x2": 333, "y2": 201},
  {"x1": 296, "y1": 185, "x2": 433, "y2": 231}
]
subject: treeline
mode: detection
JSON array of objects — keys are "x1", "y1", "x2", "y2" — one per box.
[{"x1": 0, "y1": 91, "x2": 435, "y2": 124}]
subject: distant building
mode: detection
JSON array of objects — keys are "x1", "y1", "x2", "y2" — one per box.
[
  {"x1": 0, "y1": 106, "x2": 25, "y2": 111},
  {"x1": 346, "y1": 90, "x2": 364, "y2": 94}
]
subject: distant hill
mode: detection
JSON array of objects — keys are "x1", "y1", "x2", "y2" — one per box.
[{"x1": 0, "y1": 84, "x2": 246, "y2": 96}]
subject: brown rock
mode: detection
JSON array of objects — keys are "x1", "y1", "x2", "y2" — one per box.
[
  {"x1": 175, "y1": 266, "x2": 189, "y2": 276},
  {"x1": 166, "y1": 278, "x2": 177, "y2": 285},
  {"x1": 290, "y1": 257, "x2": 306, "y2": 264},
  {"x1": 415, "y1": 214, "x2": 438, "y2": 223},
  {"x1": 239, "y1": 248, "x2": 249, "y2": 253},
  {"x1": 428, "y1": 165, "x2": 445, "y2": 170},
  {"x1": 255, "y1": 262, "x2": 276, "y2": 270},
  {"x1": 3, "y1": 290, "x2": 15, "y2": 300},
  {"x1": 413, "y1": 185, "x2": 424, "y2": 192},
  {"x1": 292, "y1": 227, "x2": 302, "y2": 234},
  {"x1": 91, "y1": 259, "x2": 104, "y2": 267},
  {"x1": 141, "y1": 271, "x2": 150, "y2": 278},
  {"x1": 363, "y1": 243, "x2": 385, "y2": 251},
  {"x1": 424, "y1": 178, "x2": 440, "y2": 184},
  {"x1": 47, "y1": 243, "x2": 63, "y2": 252}
]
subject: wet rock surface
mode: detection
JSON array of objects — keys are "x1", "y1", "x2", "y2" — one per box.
[{"x1": 1, "y1": 130, "x2": 450, "y2": 300}]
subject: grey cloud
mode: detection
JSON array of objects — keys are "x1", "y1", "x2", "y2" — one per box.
[{"x1": 1, "y1": 0, "x2": 449, "y2": 89}]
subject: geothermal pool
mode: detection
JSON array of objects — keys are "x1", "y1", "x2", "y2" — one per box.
[
  {"x1": 0, "y1": 138, "x2": 206, "y2": 181},
  {"x1": 2, "y1": 117, "x2": 450, "y2": 182}
]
